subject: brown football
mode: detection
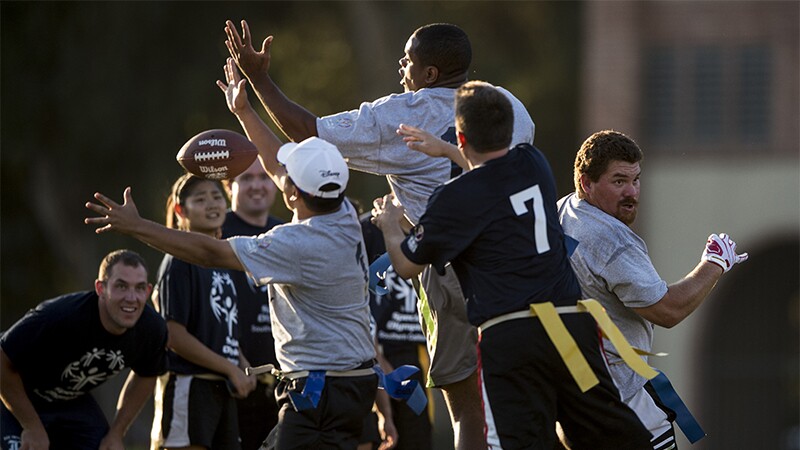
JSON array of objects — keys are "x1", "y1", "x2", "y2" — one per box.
[{"x1": 176, "y1": 129, "x2": 258, "y2": 180}]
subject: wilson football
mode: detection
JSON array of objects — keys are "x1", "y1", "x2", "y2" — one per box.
[{"x1": 176, "y1": 129, "x2": 258, "y2": 180}]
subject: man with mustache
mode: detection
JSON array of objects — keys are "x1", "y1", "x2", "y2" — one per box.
[{"x1": 556, "y1": 130, "x2": 749, "y2": 449}]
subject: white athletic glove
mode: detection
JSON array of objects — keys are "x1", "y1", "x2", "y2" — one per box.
[{"x1": 701, "y1": 233, "x2": 749, "y2": 273}]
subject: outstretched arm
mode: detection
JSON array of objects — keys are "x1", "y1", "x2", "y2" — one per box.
[
  {"x1": 85, "y1": 188, "x2": 243, "y2": 270},
  {"x1": 397, "y1": 124, "x2": 469, "y2": 171},
  {"x1": 99, "y1": 372, "x2": 157, "y2": 450},
  {"x1": 0, "y1": 349, "x2": 49, "y2": 449},
  {"x1": 217, "y1": 57, "x2": 287, "y2": 191},
  {"x1": 224, "y1": 19, "x2": 318, "y2": 141},
  {"x1": 633, "y1": 233, "x2": 748, "y2": 328}
]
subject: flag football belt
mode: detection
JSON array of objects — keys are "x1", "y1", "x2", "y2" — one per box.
[
  {"x1": 478, "y1": 299, "x2": 659, "y2": 393},
  {"x1": 192, "y1": 373, "x2": 228, "y2": 381},
  {"x1": 191, "y1": 373, "x2": 239, "y2": 397},
  {"x1": 477, "y1": 300, "x2": 705, "y2": 442},
  {"x1": 246, "y1": 363, "x2": 428, "y2": 416},
  {"x1": 246, "y1": 364, "x2": 375, "y2": 380}
]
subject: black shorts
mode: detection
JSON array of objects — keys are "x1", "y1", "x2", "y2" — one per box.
[
  {"x1": 152, "y1": 373, "x2": 240, "y2": 449},
  {"x1": 238, "y1": 380, "x2": 279, "y2": 450},
  {"x1": 479, "y1": 313, "x2": 652, "y2": 449},
  {"x1": 1, "y1": 394, "x2": 108, "y2": 450},
  {"x1": 264, "y1": 372, "x2": 378, "y2": 450}
]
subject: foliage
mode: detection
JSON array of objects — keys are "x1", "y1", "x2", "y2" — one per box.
[{"x1": 0, "y1": 1, "x2": 581, "y2": 329}]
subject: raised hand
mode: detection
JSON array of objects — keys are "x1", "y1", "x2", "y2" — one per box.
[
  {"x1": 84, "y1": 187, "x2": 143, "y2": 235},
  {"x1": 216, "y1": 57, "x2": 252, "y2": 115},
  {"x1": 224, "y1": 19, "x2": 273, "y2": 80},
  {"x1": 701, "y1": 233, "x2": 749, "y2": 273}
]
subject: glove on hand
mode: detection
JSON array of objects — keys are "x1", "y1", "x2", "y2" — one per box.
[{"x1": 702, "y1": 233, "x2": 749, "y2": 273}]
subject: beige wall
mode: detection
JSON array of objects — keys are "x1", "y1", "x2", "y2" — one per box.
[
  {"x1": 581, "y1": 1, "x2": 799, "y2": 447},
  {"x1": 644, "y1": 158, "x2": 799, "y2": 447}
]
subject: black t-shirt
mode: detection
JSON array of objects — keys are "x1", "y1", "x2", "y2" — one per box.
[
  {"x1": 401, "y1": 144, "x2": 582, "y2": 326},
  {"x1": 221, "y1": 210, "x2": 283, "y2": 240},
  {"x1": 220, "y1": 211, "x2": 283, "y2": 367},
  {"x1": 156, "y1": 254, "x2": 241, "y2": 374},
  {"x1": 0, "y1": 291, "x2": 167, "y2": 404}
]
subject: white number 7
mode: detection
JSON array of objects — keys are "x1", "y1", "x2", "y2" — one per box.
[{"x1": 509, "y1": 185, "x2": 550, "y2": 254}]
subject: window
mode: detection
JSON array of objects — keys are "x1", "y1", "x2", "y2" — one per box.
[
  {"x1": 738, "y1": 45, "x2": 771, "y2": 143},
  {"x1": 693, "y1": 46, "x2": 723, "y2": 142},
  {"x1": 642, "y1": 43, "x2": 771, "y2": 150},
  {"x1": 643, "y1": 46, "x2": 677, "y2": 143}
]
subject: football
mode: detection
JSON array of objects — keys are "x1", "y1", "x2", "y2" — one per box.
[{"x1": 176, "y1": 129, "x2": 258, "y2": 180}]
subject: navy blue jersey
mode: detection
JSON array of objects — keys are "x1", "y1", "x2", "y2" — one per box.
[
  {"x1": 401, "y1": 144, "x2": 581, "y2": 326},
  {"x1": 221, "y1": 211, "x2": 283, "y2": 367},
  {"x1": 155, "y1": 255, "x2": 241, "y2": 374},
  {"x1": 221, "y1": 210, "x2": 283, "y2": 239},
  {"x1": 0, "y1": 291, "x2": 167, "y2": 404}
]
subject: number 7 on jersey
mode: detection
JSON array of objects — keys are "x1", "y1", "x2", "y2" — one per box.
[{"x1": 509, "y1": 185, "x2": 550, "y2": 254}]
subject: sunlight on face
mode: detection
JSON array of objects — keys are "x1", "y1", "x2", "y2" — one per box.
[
  {"x1": 399, "y1": 35, "x2": 426, "y2": 92},
  {"x1": 232, "y1": 160, "x2": 277, "y2": 216}
]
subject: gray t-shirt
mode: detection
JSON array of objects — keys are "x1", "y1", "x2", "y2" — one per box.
[
  {"x1": 228, "y1": 201, "x2": 375, "y2": 372},
  {"x1": 317, "y1": 85, "x2": 535, "y2": 223},
  {"x1": 557, "y1": 193, "x2": 668, "y2": 400}
]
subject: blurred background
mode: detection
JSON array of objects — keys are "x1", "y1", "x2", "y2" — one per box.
[{"x1": 1, "y1": 1, "x2": 797, "y2": 449}]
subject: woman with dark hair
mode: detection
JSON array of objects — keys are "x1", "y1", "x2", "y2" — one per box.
[{"x1": 150, "y1": 173, "x2": 255, "y2": 450}]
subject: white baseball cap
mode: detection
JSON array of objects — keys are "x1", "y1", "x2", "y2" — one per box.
[{"x1": 277, "y1": 137, "x2": 349, "y2": 199}]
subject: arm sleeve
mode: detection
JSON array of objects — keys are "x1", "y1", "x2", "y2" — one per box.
[
  {"x1": 317, "y1": 93, "x2": 449, "y2": 177},
  {"x1": 601, "y1": 247, "x2": 668, "y2": 308},
  {"x1": 156, "y1": 257, "x2": 194, "y2": 325},
  {"x1": 400, "y1": 185, "x2": 481, "y2": 274},
  {"x1": 317, "y1": 101, "x2": 385, "y2": 172},
  {"x1": 228, "y1": 227, "x2": 301, "y2": 286},
  {"x1": 0, "y1": 308, "x2": 52, "y2": 371}
]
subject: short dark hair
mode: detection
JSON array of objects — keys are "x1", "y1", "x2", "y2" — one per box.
[
  {"x1": 287, "y1": 177, "x2": 344, "y2": 213},
  {"x1": 574, "y1": 130, "x2": 643, "y2": 198},
  {"x1": 98, "y1": 249, "x2": 147, "y2": 282},
  {"x1": 455, "y1": 81, "x2": 514, "y2": 153},
  {"x1": 412, "y1": 23, "x2": 471, "y2": 80}
]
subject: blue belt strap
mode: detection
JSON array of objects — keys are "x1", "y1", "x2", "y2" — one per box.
[
  {"x1": 374, "y1": 365, "x2": 427, "y2": 415},
  {"x1": 286, "y1": 365, "x2": 427, "y2": 415},
  {"x1": 368, "y1": 253, "x2": 392, "y2": 296},
  {"x1": 288, "y1": 370, "x2": 325, "y2": 411},
  {"x1": 650, "y1": 370, "x2": 706, "y2": 443}
]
